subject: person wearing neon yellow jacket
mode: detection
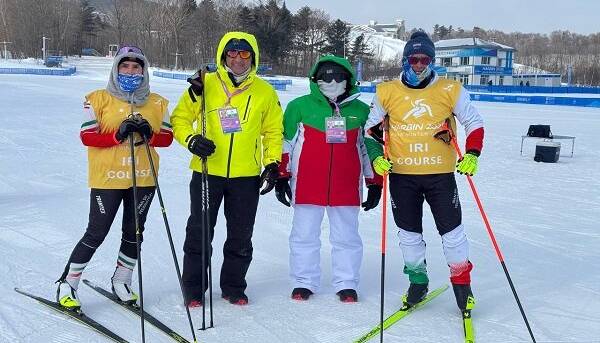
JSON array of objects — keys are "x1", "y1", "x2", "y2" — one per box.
[{"x1": 171, "y1": 31, "x2": 283, "y2": 306}]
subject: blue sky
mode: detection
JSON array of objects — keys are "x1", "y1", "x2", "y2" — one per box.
[{"x1": 284, "y1": 0, "x2": 600, "y2": 34}]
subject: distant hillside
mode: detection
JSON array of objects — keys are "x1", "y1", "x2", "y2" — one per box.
[{"x1": 349, "y1": 26, "x2": 405, "y2": 61}]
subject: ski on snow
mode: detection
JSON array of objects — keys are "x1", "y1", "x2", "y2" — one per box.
[
  {"x1": 462, "y1": 296, "x2": 476, "y2": 343},
  {"x1": 354, "y1": 284, "x2": 449, "y2": 343},
  {"x1": 14, "y1": 287, "x2": 128, "y2": 343},
  {"x1": 82, "y1": 279, "x2": 191, "y2": 343}
]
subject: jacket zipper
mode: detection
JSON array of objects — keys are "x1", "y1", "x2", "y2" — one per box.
[
  {"x1": 226, "y1": 134, "x2": 235, "y2": 178},
  {"x1": 326, "y1": 106, "x2": 336, "y2": 205},
  {"x1": 242, "y1": 95, "x2": 251, "y2": 121}
]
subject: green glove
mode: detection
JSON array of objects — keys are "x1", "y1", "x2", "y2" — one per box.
[
  {"x1": 373, "y1": 156, "x2": 393, "y2": 176},
  {"x1": 456, "y1": 153, "x2": 479, "y2": 176}
]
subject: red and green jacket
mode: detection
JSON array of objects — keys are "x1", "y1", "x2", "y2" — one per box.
[{"x1": 280, "y1": 55, "x2": 382, "y2": 206}]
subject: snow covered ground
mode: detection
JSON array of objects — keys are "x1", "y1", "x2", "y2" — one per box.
[{"x1": 1, "y1": 56, "x2": 600, "y2": 342}]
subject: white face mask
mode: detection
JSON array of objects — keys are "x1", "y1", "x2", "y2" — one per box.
[
  {"x1": 225, "y1": 64, "x2": 251, "y2": 84},
  {"x1": 317, "y1": 79, "x2": 347, "y2": 101}
]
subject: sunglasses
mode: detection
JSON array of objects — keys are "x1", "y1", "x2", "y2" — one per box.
[
  {"x1": 226, "y1": 50, "x2": 252, "y2": 59},
  {"x1": 407, "y1": 55, "x2": 432, "y2": 65},
  {"x1": 118, "y1": 46, "x2": 143, "y2": 55},
  {"x1": 319, "y1": 73, "x2": 347, "y2": 83}
]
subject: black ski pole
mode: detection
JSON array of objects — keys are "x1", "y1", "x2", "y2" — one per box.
[
  {"x1": 188, "y1": 67, "x2": 214, "y2": 330},
  {"x1": 200, "y1": 74, "x2": 214, "y2": 330},
  {"x1": 128, "y1": 95, "x2": 146, "y2": 343},
  {"x1": 202, "y1": 157, "x2": 214, "y2": 328},
  {"x1": 142, "y1": 137, "x2": 198, "y2": 343}
]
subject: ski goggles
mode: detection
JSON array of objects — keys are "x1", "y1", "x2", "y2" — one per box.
[
  {"x1": 226, "y1": 50, "x2": 252, "y2": 59},
  {"x1": 118, "y1": 46, "x2": 144, "y2": 56},
  {"x1": 407, "y1": 55, "x2": 432, "y2": 65},
  {"x1": 318, "y1": 73, "x2": 348, "y2": 83}
]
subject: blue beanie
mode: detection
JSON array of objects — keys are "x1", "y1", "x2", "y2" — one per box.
[
  {"x1": 403, "y1": 31, "x2": 435, "y2": 59},
  {"x1": 224, "y1": 38, "x2": 253, "y2": 53}
]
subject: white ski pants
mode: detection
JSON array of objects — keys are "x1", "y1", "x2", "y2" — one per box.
[{"x1": 289, "y1": 205, "x2": 362, "y2": 293}]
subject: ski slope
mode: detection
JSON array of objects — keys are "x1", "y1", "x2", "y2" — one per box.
[{"x1": 1, "y1": 56, "x2": 599, "y2": 342}]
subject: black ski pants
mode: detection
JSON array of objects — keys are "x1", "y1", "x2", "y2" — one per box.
[
  {"x1": 182, "y1": 172, "x2": 260, "y2": 301},
  {"x1": 389, "y1": 173, "x2": 461, "y2": 236},
  {"x1": 60, "y1": 187, "x2": 155, "y2": 280}
]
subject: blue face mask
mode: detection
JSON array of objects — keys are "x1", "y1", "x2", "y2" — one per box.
[
  {"x1": 117, "y1": 73, "x2": 143, "y2": 93},
  {"x1": 402, "y1": 57, "x2": 433, "y2": 87}
]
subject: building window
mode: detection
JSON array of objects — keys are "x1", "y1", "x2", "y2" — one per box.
[
  {"x1": 481, "y1": 56, "x2": 491, "y2": 65},
  {"x1": 497, "y1": 58, "x2": 504, "y2": 67},
  {"x1": 459, "y1": 74, "x2": 469, "y2": 85},
  {"x1": 441, "y1": 58, "x2": 452, "y2": 67},
  {"x1": 499, "y1": 76, "x2": 504, "y2": 85},
  {"x1": 480, "y1": 75, "x2": 489, "y2": 85},
  {"x1": 460, "y1": 56, "x2": 469, "y2": 65}
]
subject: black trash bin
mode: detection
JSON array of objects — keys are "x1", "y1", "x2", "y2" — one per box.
[{"x1": 534, "y1": 141, "x2": 560, "y2": 163}]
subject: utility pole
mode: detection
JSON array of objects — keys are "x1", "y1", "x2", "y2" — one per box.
[
  {"x1": 0, "y1": 41, "x2": 12, "y2": 59},
  {"x1": 42, "y1": 36, "x2": 51, "y2": 62},
  {"x1": 172, "y1": 51, "x2": 183, "y2": 70}
]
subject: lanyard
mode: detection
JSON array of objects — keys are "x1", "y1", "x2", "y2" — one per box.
[
  {"x1": 332, "y1": 101, "x2": 341, "y2": 117},
  {"x1": 217, "y1": 72, "x2": 250, "y2": 107}
]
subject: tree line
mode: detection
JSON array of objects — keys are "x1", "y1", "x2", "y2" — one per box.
[{"x1": 1, "y1": 0, "x2": 599, "y2": 85}]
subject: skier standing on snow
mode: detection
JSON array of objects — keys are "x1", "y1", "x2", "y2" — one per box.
[
  {"x1": 364, "y1": 31, "x2": 484, "y2": 311},
  {"x1": 56, "y1": 46, "x2": 173, "y2": 310},
  {"x1": 274, "y1": 55, "x2": 382, "y2": 302},
  {"x1": 170, "y1": 32, "x2": 283, "y2": 306}
]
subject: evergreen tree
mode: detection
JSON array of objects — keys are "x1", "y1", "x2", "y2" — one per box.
[
  {"x1": 195, "y1": 0, "x2": 221, "y2": 62},
  {"x1": 75, "y1": 0, "x2": 100, "y2": 55},
  {"x1": 242, "y1": 0, "x2": 292, "y2": 64},
  {"x1": 349, "y1": 33, "x2": 373, "y2": 64},
  {"x1": 322, "y1": 19, "x2": 350, "y2": 57}
]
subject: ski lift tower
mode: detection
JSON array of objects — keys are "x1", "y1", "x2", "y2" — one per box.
[{"x1": 108, "y1": 44, "x2": 119, "y2": 57}]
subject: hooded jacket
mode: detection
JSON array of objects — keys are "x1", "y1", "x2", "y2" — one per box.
[
  {"x1": 170, "y1": 31, "x2": 283, "y2": 178},
  {"x1": 79, "y1": 50, "x2": 173, "y2": 189},
  {"x1": 280, "y1": 55, "x2": 381, "y2": 206}
]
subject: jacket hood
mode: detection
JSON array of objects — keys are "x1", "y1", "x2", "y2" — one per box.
[
  {"x1": 106, "y1": 50, "x2": 151, "y2": 106},
  {"x1": 216, "y1": 31, "x2": 260, "y2": 86},
  {"x1": 309, "y1": 55, "x2": 359, "y2": 100}
]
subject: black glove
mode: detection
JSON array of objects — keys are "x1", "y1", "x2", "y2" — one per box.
[
  {"x1": 361, "y1": 184, "x2": 382, "y2": 211},
  {"x1": 115, "y1": 118, "x2": 139, "y2": 142},
  {"x1": 136, "y1": 118, "x2": 153, "y2": 141},
  {"x1": 187, "y1": 134, "x2": 216, "y2": 158},
  {"x1": 259, "y1": 162, "x2": 280, "y2": 195},
  {"x1": 187, "y1": 70, "x2": 204, "y2": 96},
  {"x1": 275, "y1": 177, "x2": 292, "y2": 206}
]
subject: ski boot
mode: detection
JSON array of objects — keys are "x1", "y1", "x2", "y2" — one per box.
[
  {"x1": 403, "y1": 283, "x2": 428, "y2": 308},
  {"x1": 56, "y1": 281, "x2": 81, "y2": 311},
  {"x1": 452, "y1": 283, "x2": 475, "y2": 311},
  {"x1": 111, "y1": 280, "x2": 139, "y2": 305}
]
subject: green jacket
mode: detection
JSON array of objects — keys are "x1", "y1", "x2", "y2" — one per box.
[
  {"x1": 281, "y1": 55, "x2": 379, "y2": 206},
  {"x1": 171, "y1": 31, "x2": 283, "y2": 177}
]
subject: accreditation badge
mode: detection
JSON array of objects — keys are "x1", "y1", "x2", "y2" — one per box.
[
  {"x1": 218, "y1": 106, "x2": 242, "y2": 134},
  {"x1": 325, "y1": 116, "x2": 347, "y2": 143}
]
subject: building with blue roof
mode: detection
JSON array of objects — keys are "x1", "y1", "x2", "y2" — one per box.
[{"x1": 434, "y1": 38, "x2": 517, "y2": 86}]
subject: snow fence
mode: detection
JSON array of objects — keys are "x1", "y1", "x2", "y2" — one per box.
[{"x1": 0, "y1": 66, "x2": 76, "y2": 76}]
